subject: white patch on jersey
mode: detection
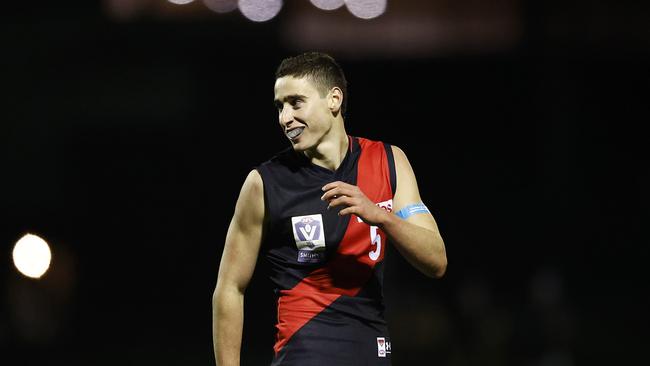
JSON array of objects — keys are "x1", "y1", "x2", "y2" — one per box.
[
  {"x1": 377, "y1": 337, "x2": 386, "y2": 357},
  {"x1": 376, "y1": 337, "x2": 391, "y2": 357},
  {"x1": 291, "y1": 214, "x2": 326, "y2": 263}
]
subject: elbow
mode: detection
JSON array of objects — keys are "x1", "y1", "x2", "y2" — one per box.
[
  {"x1": 427, "y1": 236, "x2": 447, "y2": 279},
  {"x1": 426, "y1": 251, "x2": 447, "y2": 279},
  {"x1": 432, "y1": 257, "x2": 447, "y2": 279},
  {"x1": 212, "y1": 281, "x2": 245, "y2": 310},
  {"x1": 212, "y1": 282, "x2": 229, "y2": 309},
  {"x1": 423, "y1": 258, "x2": 446, "y2": 279}
]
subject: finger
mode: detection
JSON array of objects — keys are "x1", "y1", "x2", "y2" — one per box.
[
  {"x1": 332, "y1": 185, "x2": 359, "y2": 200},
  {"x1": 338, "y1": 206, "x2": 356, "y2": 217},
  {"x1": 320, "y1": 187, "x2": 340, "y2": 202},
  {"x1": 321, "y1": 181, "x2": 343, "y2": 192},
  {"x1": 322, "y1": 180, "x2": 356, "y2": 192},
  {"x1": 327, "y1": 196, "x2": 354, "y2": 209},
  {"x1": 321, "y1": 186, "x2": 355, "y2": 201}
]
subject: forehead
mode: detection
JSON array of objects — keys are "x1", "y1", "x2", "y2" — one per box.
[{"x1": 274, "y1": 76, "x2": 320, "y2": 98}]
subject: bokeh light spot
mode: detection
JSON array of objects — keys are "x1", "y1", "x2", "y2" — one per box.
[
  {"x1": 168, "y1": 0, "x2": 195, "y2": 5},
  {"x1": 310, "y1": 0, "x2": 345, "y2": 11},
  {"x1": 345, "y1": 0, "x2": 386, "y2": 19},
  {"x1": 13, "y1": 234, "x2": 52, "y2": 279},
  {"x1": 238, "y1": 0, "x2": 283, "y2": 22}
]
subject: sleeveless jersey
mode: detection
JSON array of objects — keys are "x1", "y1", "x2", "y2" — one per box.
[{"x1": 255, "y1": 136, "x2": 397, "y2": 365}]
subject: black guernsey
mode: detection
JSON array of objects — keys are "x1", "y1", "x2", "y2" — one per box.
[{"x1": 255, "y1": 136, "x2": 397, "y2": 365}]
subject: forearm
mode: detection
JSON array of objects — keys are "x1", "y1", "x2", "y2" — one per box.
[
  {"x1": 378, "y1": 213, "x2": 447, "y2": 278},
  {"x1": 212, "y1": 286, "x2": 244, "y2": 366}
]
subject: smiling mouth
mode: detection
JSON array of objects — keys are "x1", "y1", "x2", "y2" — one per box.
[{"x1": 287, "y1": 127, "x2": 305, "y2": 140}]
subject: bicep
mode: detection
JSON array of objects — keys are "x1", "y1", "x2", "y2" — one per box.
[
  {"x1": 216, "y1": 169, "x2": 265, "y2": 293},
  {"x1": 391, "y1": 145, "x2": 439, "y2": 231}
]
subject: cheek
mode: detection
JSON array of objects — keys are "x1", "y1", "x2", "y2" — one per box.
[{"x1": 308, "y1": 106, "x2": 328, "y2": 123}]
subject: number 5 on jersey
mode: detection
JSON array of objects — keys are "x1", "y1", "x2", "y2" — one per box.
[{"x1": 369, "y1": 225, "x2": 382, "y2": 261}]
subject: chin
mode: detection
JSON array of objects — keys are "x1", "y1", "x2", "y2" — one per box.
[
  {"x1": 289, "y1": 137, "x2": 311, "y2": 152},
  {"x1": 291, "y1": 143, "x2": 307, "y2": 152}
]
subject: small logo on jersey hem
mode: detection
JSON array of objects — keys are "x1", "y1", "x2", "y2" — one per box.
[
  {"x1": 377, "y1": 337, "x2": 391, "y2": 358},
  {"x1": 291, "y1": 214, "x2": 326, "y2": 263}
]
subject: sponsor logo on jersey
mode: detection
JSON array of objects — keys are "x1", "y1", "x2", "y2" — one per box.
[
  {"x1": 376, "y1": 199, "x2": 393, "y2": 212},
  {"x1": 357, "y1": 199, "x2": 393, "y2": 223},
  {"x1": 291, "y1": 214, "x2": 326, "y2": 263},
  {"x1": 376, "y1": 337, "x2": 391, "y2": 357}
]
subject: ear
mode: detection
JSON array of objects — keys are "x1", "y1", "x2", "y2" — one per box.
[{"x1": 328, "y1": 87, "x2": 343, "y2": 114}]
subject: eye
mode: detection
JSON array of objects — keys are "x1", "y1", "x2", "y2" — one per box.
[{"x1": 292, "y1": 99, "x2": 303, "y2": 109}]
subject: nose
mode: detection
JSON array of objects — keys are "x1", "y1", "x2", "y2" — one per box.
[{"x1": 279, "y1": 105, "x2": 293, "y2": 126}]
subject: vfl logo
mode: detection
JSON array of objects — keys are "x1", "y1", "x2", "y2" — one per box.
[
  {"x1": 376, "y1": 337, "x2": 391, "y2": 358},
  {"x1": 291, "y1": 214, "x2": 326, "y2": 263}
]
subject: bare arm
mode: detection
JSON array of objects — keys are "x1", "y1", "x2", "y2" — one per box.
[
  {"x1": 321, "y1": 146, "x2": 447, "y2": 278},
  {"x1": 382, "y1": 145, "x2": 447, "y2": 278},
  {"x1": 212, "y1": 170, "x2": 265, "y2": 365}
]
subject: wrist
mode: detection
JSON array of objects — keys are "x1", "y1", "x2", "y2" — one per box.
[{"x1": 376, "y1": 208, "x2": 398, "y2": 230}]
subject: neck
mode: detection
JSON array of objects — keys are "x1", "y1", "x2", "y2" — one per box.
[{"x1": 303, "y1": 128, "x2": 349, "y2": 171}]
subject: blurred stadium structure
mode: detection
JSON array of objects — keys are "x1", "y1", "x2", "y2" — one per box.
[{"x1": 1, "y1": 1, "x2": 648, "y2": 365}]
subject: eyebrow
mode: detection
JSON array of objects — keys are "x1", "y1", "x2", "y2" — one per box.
[{"x1": 273, "y1": 94, "x2": 307, "y2": 106}]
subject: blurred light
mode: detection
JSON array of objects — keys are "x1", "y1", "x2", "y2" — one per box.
[
  {"x1": 12, "y1": 234, "x2": 52, "y2": 279},
  {"x1": 310, "y1": 0, "x2": 344, "y2": 11},
  {"x1": 104, "y1": 0, "x2": 146, "y2": 21},
  {"x1": 203, "y1": 0, "x2": 238, "y2": 13},
  {"x1": 280, "y1": 2, "x2": 522, "y2": 59},
  {"x1": 238, "y1": 0, "x2": 283, "y2": 22},
  {"x1": 168, "y1": 0, "x2": 195, "y2": 4},
  {"x1": 345, "y1": 0, "x2": 386, "y2": 19}
]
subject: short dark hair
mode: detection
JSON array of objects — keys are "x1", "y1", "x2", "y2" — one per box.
[{"x1": 275, "y1": 51, "x2": 348, "y2": 116}]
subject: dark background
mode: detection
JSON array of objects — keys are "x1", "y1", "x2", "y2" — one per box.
[{"x1": 1, "y1": 1, "x2": 648, "y2": 365}]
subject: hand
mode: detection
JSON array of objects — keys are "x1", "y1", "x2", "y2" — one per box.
[{"x1": 321, "y1": 181, "x2": 389, "y2": 226}]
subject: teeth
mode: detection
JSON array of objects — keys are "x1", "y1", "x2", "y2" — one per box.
[{"x1": 287, "y1": 127, "x2": 304, "y2": 139}]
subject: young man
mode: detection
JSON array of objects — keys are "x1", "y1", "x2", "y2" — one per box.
[{"x1": 213, "y1": 52, "x2": 447, "y2": 366}]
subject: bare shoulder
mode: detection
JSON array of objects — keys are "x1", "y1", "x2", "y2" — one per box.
[
  {"x1": 390, "y1": 144, "x2": 405, "y2": 156},
  {"x1": 233, "y1": 169, "x2": 265, "y2": 222},
  {"x1": 242, "y1": 169, "x2": 263, "y2": 193},
  {"x1": 390, "y1": 144, "x2": 422, "y2": 207},
  {"x1": 390, "y1": 144, "x2": 414, "y2": 171}
]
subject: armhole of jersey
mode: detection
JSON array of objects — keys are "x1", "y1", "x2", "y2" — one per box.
[{"x1": 383, "y1": 143, "x2": 397, "y2": 196}]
